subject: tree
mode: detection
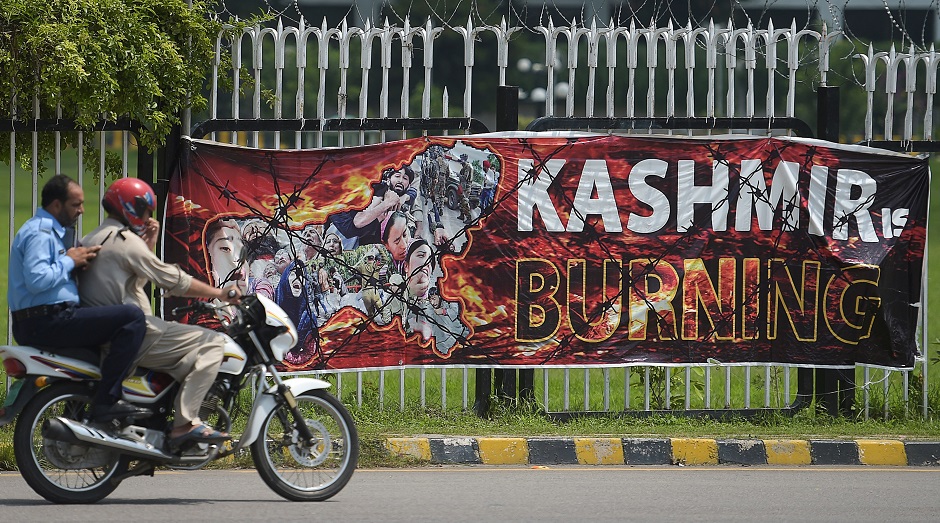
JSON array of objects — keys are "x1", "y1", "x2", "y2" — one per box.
[{"x1": 0, "y1": 0, "x2": 256, "y2": 175}]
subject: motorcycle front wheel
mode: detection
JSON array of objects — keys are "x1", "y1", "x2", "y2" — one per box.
[
  {"x1": 13, "y1": 382, "x2": 128, "y2": 504},
  {"x1": 250, "y1": 389, "x2": 358, "y2": 501}
]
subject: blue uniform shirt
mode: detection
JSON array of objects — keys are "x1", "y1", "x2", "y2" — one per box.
[{"x1": 8, "y1": 208, "x2": 78, "y2": 311}]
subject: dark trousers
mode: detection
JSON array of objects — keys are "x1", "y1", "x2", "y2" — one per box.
[{"x1": 12, "y1": 304, "x2": 147, "y2": 406}]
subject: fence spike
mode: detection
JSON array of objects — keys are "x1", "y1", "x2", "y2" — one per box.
[
  {"x1": 920, "y1": 44, "x2": 939, "y2": 140},
  {"x1": 626, "y1": 19, "x2": 640, "y2": 118},
  {"x1": 603, "y1": 20, "x2": 627, "y2": 118},
  {"x1": 490, "y1": 17, "x2": 522, "y2": 87},
  {"x1": 762, "y1": 19, "x2": 790, "y2": 120},
  {"x1": 704, "y1": 19, "x2": 729, "y2": 119},
  {"x1": 792, "y1": 21, "x2": 822, "y2": 119},
  {"x1": 337, "y1": 19, "x2": 362, "y2": 125},
  {"x1": 399, "y1": 18, "x2": 421, "y2": 121},
  {"x1": 454, "y1": 17, "x2": 482, "y2": 117},
  {"x1": 536, "y1": 18, "x2": 564, "y2": 116},
  {"x1": 563, "y1": 18, "x2": 589, "y2": 117},
  {"x1": 903, "y1": 43, "x2": 919, "y2": 142},
  {"x1": 642, "y1": 22, "x2": 670, "y2": 117},
  {"x1": 681, "y1": 21, "x2": 707, "y2": 119},
  {"x1": 420, "y1": 18, "x2": 443, "y2": 119},
  {"x1": 854, "y1": 43, "x2": 887, "y2": 141}
]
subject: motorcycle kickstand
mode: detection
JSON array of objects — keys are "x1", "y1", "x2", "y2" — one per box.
[{"x1": 111, "y1": 460, "x2": 157, "y2": 484}]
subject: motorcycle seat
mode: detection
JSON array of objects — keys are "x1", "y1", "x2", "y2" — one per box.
[{"x1": 33, "y1": 345, "x2": 101, "y2": 366}]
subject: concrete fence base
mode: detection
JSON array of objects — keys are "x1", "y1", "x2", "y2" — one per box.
[{"x1": 384, "y1": 437, "x2": 940, "y2": 467}]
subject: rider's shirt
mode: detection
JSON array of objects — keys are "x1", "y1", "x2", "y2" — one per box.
[
  {"x1": 8, "y1": 208, "x2": 78, "y2": 311},
  {"x1": 78, "y1": 217, "x2": 192, "y2": 312}
]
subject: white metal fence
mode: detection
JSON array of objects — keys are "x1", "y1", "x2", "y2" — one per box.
[
  {"x1": 203, "y1": 17, "x2": 940, "y2": 142},
  {"x1": 5, "y1": 15, "x2": 935, "y2": 417}
]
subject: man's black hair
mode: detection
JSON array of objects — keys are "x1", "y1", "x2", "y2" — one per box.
[
  {"x1": 41, "y1": 174, "x2": 77, "y2": 208},
  {"x1": 405, "y1": 237, "x2": 435, "y2": 271},
  {"x1": 381, "y1": 210, "x2": 408, "y2": 244}
]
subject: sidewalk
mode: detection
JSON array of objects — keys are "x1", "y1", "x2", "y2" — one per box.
[{"x1": 384, "y1": 437, "x2": 940, "y2": 466}]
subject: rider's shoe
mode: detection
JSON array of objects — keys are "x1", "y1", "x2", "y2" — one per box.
[{"x1": 90, "y1": 400, "x2": 152, "y2": 422}]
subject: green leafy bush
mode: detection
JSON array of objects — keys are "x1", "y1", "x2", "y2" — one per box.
[{"x1": 0, "y1": 0, "x2": 252, "y2": 176}]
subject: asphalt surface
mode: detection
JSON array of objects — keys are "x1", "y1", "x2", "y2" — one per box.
[{"x1": 2, "y1": 467, "x2": 939, "y2": 522}]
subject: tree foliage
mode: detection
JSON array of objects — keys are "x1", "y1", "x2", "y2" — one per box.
[{"x1": 0, "y1": 0, "x2": 254, "y2": 175}]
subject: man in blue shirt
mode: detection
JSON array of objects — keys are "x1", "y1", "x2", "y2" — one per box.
[{"x1": 9, "y1": 174, "x2": 149, "y2": 422}]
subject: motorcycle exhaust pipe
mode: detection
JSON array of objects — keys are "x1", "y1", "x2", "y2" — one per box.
[
  {"x1": 42, "y1": 418, "x2": 81, "y2": 444},
  {"x1": 51, "y1": 417, "x2": 174, "y2": 461}
]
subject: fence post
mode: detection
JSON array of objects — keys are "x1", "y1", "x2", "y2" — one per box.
[
  {"x1": 473, "y1": 369, "x2": 492, "y2": 417},
  {"x1": 817, "y1": 85, "x2": 840, "y2": 143},
  {"x1": 496, "y1": 85, "x2": 519, "y2": 131},
  {"x1": 814, "y1": 85, "x2": 854, "y2": 416},
  {"x1": 498, "y1": 85, "x2": 536, "y2": 405},
  {"x1": 151, "y1": 123, "x2": 182, "y2": 319},
  {"x1": 473, "y1": 85, "x2": 521, "y2": 416}
]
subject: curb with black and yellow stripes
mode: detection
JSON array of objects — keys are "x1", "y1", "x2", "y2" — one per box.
[{"x1": 384, "y1": 437, "x2": 940, "y2": 466}]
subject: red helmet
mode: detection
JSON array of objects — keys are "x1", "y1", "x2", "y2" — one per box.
[{"x1": 102, "y1": 177, "x2": 156, "y2": 234}]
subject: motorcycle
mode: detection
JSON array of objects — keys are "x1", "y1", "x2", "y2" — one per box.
[{"x1": 0, "y1": 294, "x2": 358, "y2": 503}]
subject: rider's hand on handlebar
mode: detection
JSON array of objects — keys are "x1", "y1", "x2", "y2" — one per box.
[{"x1": 220, "y1": 285, "x2": 242, "y2": 304}]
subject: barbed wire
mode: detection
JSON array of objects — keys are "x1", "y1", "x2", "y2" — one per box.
[{"x1": 205, "y1": 0, "x2": 940, "y2": 109}]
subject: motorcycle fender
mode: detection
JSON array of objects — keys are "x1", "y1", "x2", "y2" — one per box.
[
  {"x1": 0, "y1": 344, "x2": 101, "y2": 380},
  {"x1": 237, "y1": 378, "x2": 331, "y2": 449},
  {"x1": 0, "y1": 379, "x2": 39, "y2": 428}
]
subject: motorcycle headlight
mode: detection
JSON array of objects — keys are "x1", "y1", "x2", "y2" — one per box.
[{"x1": 269, "y1": 328, "x2": 297, "y2": 362}]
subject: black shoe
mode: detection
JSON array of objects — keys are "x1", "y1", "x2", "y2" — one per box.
[{"x1": 90, "y1": 400, "x2": 152, "y2": 422}]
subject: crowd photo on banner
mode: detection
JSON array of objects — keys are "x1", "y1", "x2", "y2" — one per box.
[{"x1": 169, "y1": 139, "x2": 500, "y2": 368}]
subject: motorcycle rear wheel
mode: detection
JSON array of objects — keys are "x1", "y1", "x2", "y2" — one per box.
[
  {"x1": 13, "y1": 382, "x2": 128, "y2": 504},
  {"x1": 250, "y1": 389, "x2": 358, "y2": 501}
]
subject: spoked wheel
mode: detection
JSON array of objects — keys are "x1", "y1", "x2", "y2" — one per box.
[
  {"x1": 250, "y1": 389, "x2": 358, "y2": 501},
  {"x1": 13, "y1": 382, "x2": 128, "y2": 504}
]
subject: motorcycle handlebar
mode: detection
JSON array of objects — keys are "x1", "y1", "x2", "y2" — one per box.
[
  {"x1": 170, "y1": 301, "x2": 216, "y2": 317},
  {"x1": 171, "y1": 295, "x2": 253, "y2": 318}
]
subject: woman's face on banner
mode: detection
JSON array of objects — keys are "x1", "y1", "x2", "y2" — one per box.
[
  {"x1": 209, "y1": 224, "x2": 247, "y2": 292},
  {"x1": 288, "y1": 267, "x2": 304, "y2": 298}
]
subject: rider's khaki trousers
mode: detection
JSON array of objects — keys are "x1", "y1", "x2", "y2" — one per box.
[{"x1": 135, "y1": 316, "x2": 226, "y2": 428}]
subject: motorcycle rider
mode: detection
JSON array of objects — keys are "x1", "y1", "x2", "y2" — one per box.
[
  {"x1": 8, "y1": 174, "x2": 149, "y2": 422},
  {"x1": 77, "y1": 177, "x2": 241, "y2": 448}
]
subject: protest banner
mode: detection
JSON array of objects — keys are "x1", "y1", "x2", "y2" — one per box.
[{"x1": 165, "y1": 134, "x2": 927, "y2": 370}]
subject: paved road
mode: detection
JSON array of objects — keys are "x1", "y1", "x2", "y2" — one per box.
[{"x1": 2, "y1": 466, "x2": 939, "y2": 522}]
